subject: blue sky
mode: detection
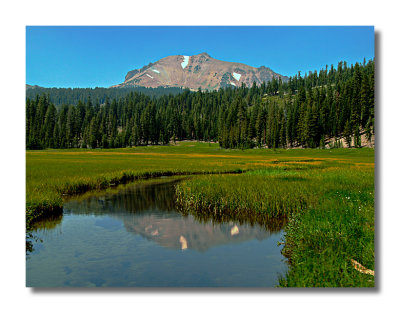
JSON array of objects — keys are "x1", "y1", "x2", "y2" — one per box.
[{"x1": 26, "y1": 26, "x2": 374, "y2": 88}]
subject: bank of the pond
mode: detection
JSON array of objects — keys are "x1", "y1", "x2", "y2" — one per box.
[{"x1": 26, "y1": 169, "x2": 244, "y2": 228}]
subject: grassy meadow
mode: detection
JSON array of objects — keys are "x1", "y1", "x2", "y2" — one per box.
[{"x1": 26, "y1": 142, "x2": 374, "y2": 287}]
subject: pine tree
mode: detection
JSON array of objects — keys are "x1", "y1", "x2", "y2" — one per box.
[
  {"x1": 43, "y1": 103, "x2": 56, "y2": 148},
  {"x1": 88, "y1": 117, "x2": 98, "y2": 148},
  {"x1": 343, "y1": 120, "x2": 352, "y2": 148}
]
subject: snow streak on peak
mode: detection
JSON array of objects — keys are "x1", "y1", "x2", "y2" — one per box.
[
  {"x1": 233, "y1": 72, "x2": 241, "y2": 81},
  {"x1": 181, "y1": 56, "x2": 189, "y2": 69},
  {"x1": 151, "y1": 69, "x2": 160, "y2": 74},
  {"x1": 146, "y1": 73, "x2": 154, "y2": 79},
  {"x1": 230, "y1": 82, "x2": 236, "y2": 86}
]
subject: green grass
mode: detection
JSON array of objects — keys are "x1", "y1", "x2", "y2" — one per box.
[
  {"x1": 173, "y1": 147, "x2": 374, "y2": 287},
  {"x1": 26, "y1": 142, "x2": 374, "y2": 287},
  {"x1": 26, "y1": 142, "x2": 245, "y2": 225}
]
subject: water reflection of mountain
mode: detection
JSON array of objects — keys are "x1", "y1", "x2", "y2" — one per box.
[
  {"x1": 123, "y1": 213, "x2": 272, "y2": 252},
  {"x1": 63, "y1": 181, "x2": 282, "y2": 252}
]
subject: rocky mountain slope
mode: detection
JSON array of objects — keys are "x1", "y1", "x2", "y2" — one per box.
[{"x1": 112, "y1": 52, "x2": 288, "y2": 90}]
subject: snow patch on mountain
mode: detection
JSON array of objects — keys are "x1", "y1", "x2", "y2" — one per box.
[
  {"x1": 230, "y1": 82, "x2": 236, "y2": 86},
  {"x1": 151, "y1": 69, "x2": 160, "y2": 74},
  {"x1": 146, "y1": 73, "x2": 154, "y2": 79},
  {"x1": 181, "y1": 56, "x2": 189, "y2": 69},
  {"x1": 233, "y1": 72, "x2": 241, "y2": 81}
]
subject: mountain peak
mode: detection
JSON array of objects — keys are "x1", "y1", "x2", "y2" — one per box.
[
  {"x1": 198, "y1": 52, "x2": 211, "y2": 57},
  {"x1": 113, "y1": 54, "x2": 288, "y2": 90}
]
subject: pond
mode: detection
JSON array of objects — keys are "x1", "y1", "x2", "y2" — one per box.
[{"x1": 26, "y1": 179, "x2": 287, "y2": 287}]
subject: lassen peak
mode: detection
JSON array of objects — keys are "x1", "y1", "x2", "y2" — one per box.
[{"x1": 112, "y1": 53, "x2": 287, "y2": 90}]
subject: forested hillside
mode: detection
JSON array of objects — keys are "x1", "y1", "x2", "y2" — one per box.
[
  {"x1": 26, "y1": 86, "x2": 185, "y2": 106},
  {"x1": 26, "y1": 59, "x2": 374, "y2": 150}
]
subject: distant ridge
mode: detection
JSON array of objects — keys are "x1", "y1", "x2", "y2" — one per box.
[{"x1": 26, "y1": 84, "x2": 41, "y2": 89}]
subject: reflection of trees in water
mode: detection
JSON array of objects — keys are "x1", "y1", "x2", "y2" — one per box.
[
  {"x1": 31, "y1": 214, "x2": 64, "y2": 230},
  {"x1": 26, "y1": 232, "x2": 45, "y2": 256},
  {"x1": 64, "y1": 181, "x2": 286, "y2": 231},
  {"x1": 186, "y1": 212, "x2": 287, "y2": 233},
  {"x1": 26, "y1": 233, "x2": 36, "y2": 255},
  {"x1": 26, "y1": 214, "x2": 63, "y2": 255},
  {"x1": 64, "y1": 181, "x2": 178, "y2": 216},
  {"x1": 29, "y1": 181, "x2": 286, "y2": 253}
]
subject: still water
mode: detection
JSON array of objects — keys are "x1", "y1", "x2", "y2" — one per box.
[{"x1": 26, "y1": 179, "x2": 287, "y2": 287}]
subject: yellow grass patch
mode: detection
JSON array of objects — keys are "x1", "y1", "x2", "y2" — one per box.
[
  {"x1": 283, "y1": 161, "x2": 322, "y2": 165},
  {"x1": 354, "y1": 163, "x2": 375, "y2": 168}
]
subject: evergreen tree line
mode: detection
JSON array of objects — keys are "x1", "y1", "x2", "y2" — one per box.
[
  {"x1": 26, "y1": 59, "x2": 374, "y2": 150},
  {"x1": 26, "y1": 86, "x2": 185, "y2": 107}
]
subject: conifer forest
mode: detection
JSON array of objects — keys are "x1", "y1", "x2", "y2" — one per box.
[{"x1": 26, "y1": 59, "x2": 374, "y2": 150}]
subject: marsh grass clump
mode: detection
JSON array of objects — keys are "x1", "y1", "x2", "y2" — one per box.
[{"x1": 175, "y1": 173, "x2": 317, "y2": 220}]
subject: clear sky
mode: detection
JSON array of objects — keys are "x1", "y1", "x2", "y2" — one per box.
[{"x1": 26, "y1": 26, "x2": 374, "y2": 88}]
